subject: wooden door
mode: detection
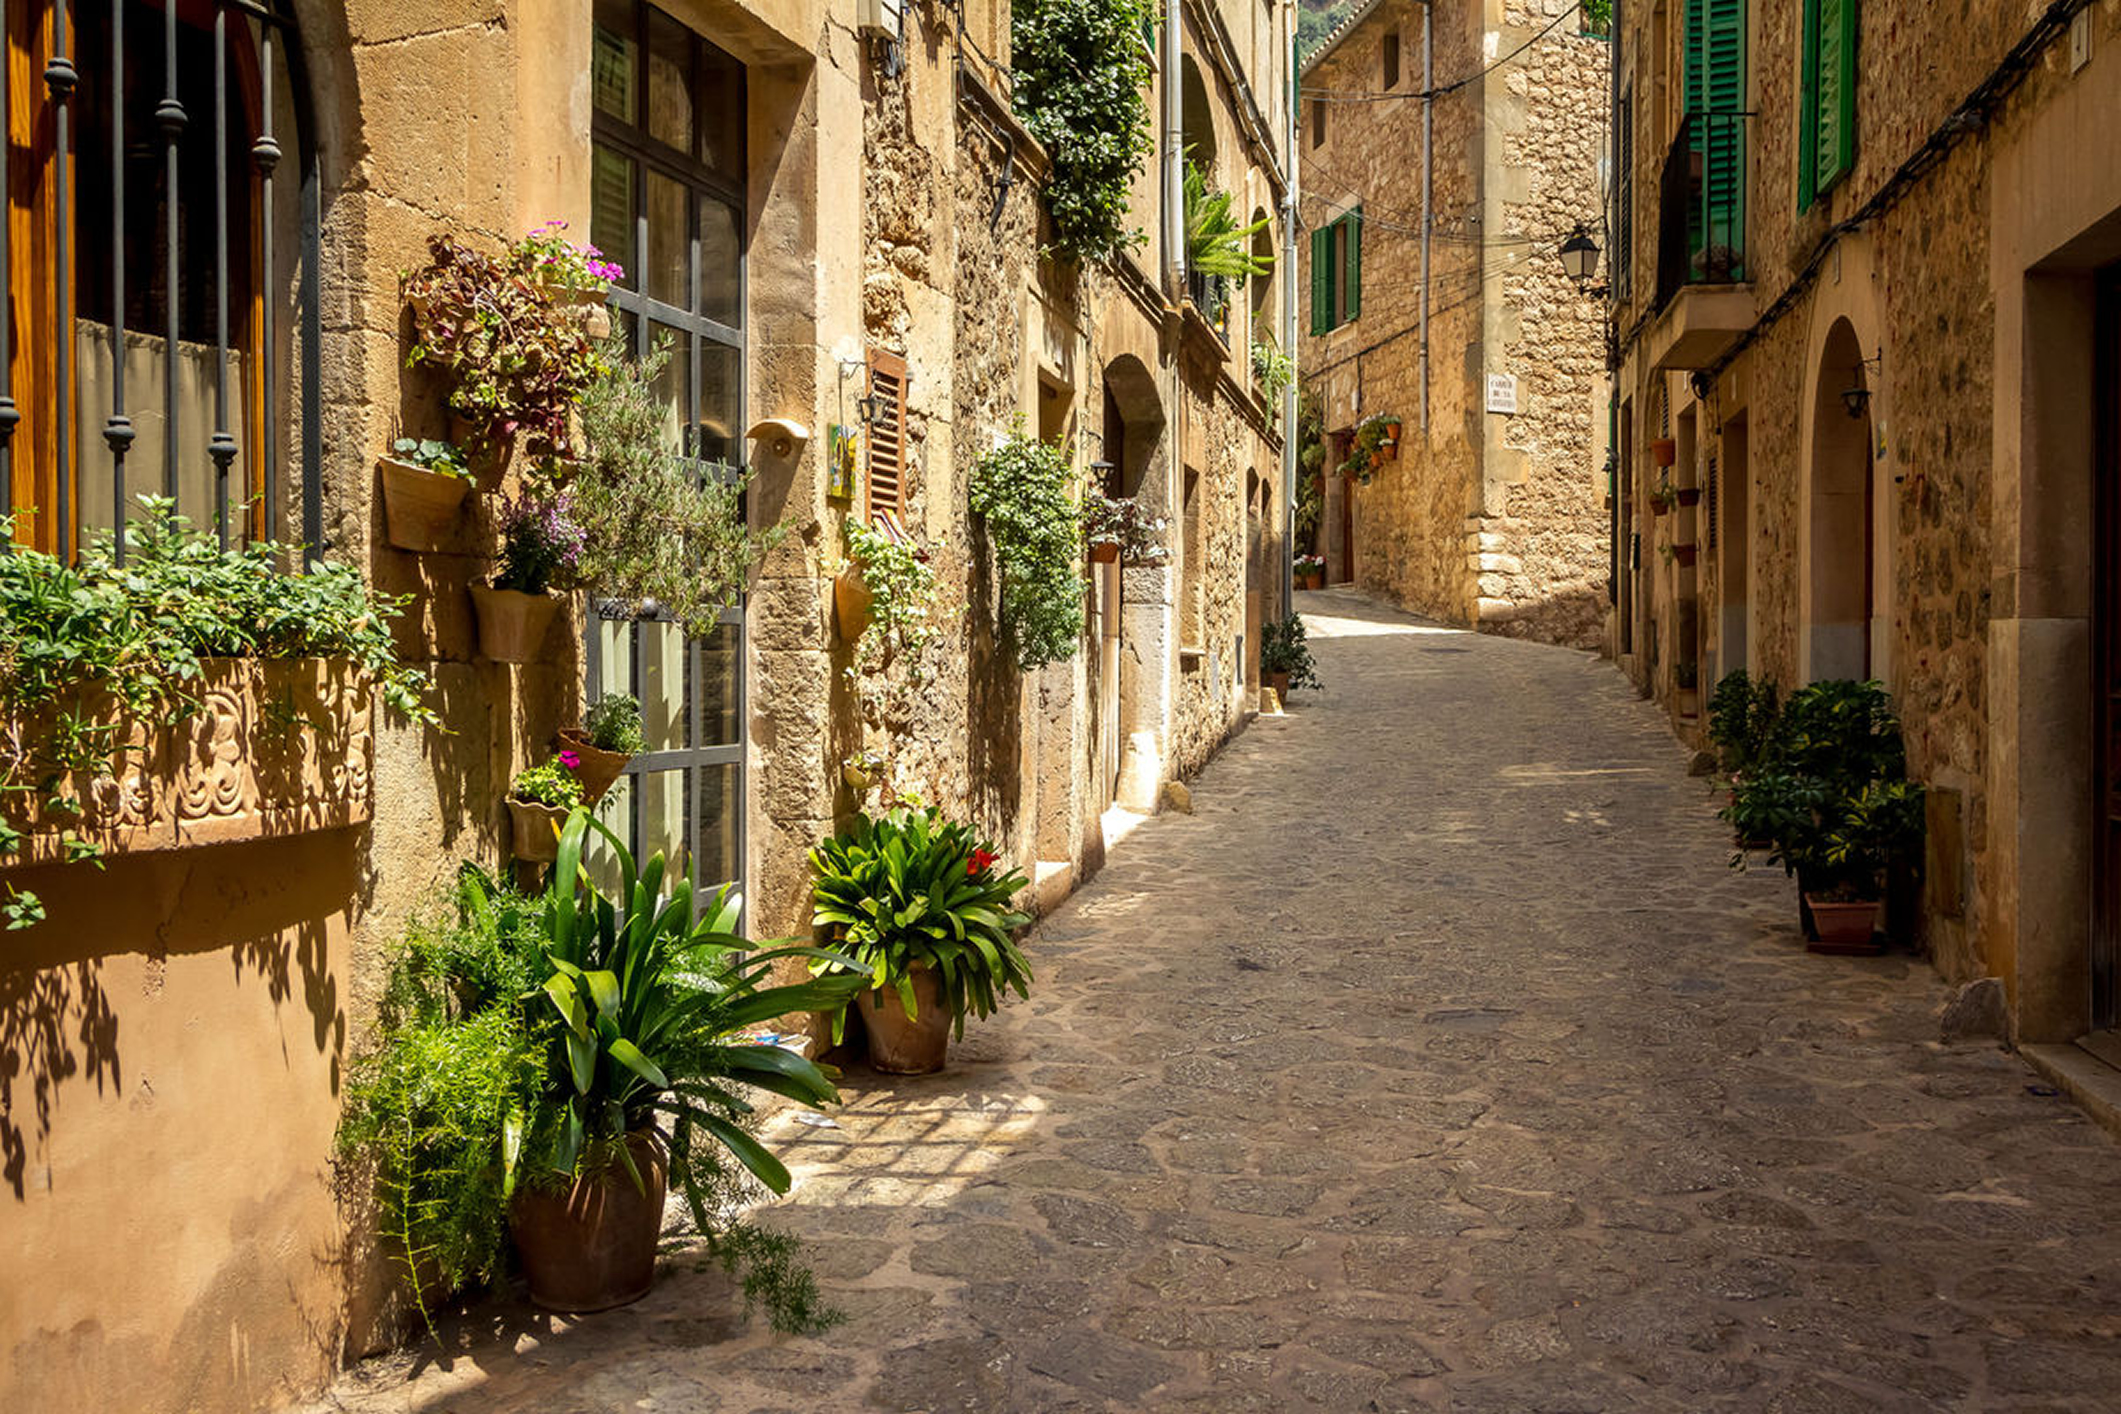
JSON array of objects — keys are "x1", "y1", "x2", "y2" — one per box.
[{"x1": 2094, "y1": 262, "x2": 2121, "y2": 1033}]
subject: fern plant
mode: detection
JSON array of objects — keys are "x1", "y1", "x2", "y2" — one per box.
[{"x1": 1184, "y1": 157, "x2": 1273, "y2": 281}]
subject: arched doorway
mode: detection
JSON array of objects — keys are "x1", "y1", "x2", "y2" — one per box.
[
  {"x1": 1099, "y1": 354, "x2": 1166, "y2": 807},
  {"x1": 1805, "y1": 318, "x2": 1880, "y2": 681}
]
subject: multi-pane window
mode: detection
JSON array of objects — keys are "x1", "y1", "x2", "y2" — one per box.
[
  {"x1": 1799, "y1": 0, "x2": 1856, "y2": 209},
  {"x1": 7, "y1": 2, "x2": 318, "y2": 560},
  {"x1": 1309, "y1": 208, "x2": 1362, "y2": 334},
  {"x1": 586, "y1": 0, "x2": 749, "y2": 899}
]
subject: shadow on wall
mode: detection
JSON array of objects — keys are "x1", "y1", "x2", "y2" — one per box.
[
  {"x1": 966, "y1": 520, "x2": 1024, "y2": 843},
  {"x1": 0, "y1": 828, "x2": 361, "y2": 1201}
]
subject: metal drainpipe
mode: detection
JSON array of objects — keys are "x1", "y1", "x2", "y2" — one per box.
[
  {"x1": 1420, "y1": 0, "x2": 1434, "y2": 434},
  {"x1": 1164, "y1": 0, "x2": 1185, "y2": 297},
  {"x1": 1282, "y1": 22, "x2": 1299, "y2": 620}
]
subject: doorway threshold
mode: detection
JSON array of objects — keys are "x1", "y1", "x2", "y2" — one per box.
[{"x1": 2021, "y1": 1041, "x2": 2121, "y2": 1142}]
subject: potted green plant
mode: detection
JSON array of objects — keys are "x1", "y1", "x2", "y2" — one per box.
[
  {"x1": 1647, "y1": 481, "x2": 1677, "y2": 515},
  {"x1": 1294, "y1": 552, "x2": 1326, "y2": 591},
  {"x1": 1673, "y1": 542, "x2": 1699, "y2": 569},
  {"x1": 1082, "y1": 487, "x2": 1171, "y2": 567},
  {"x1": 516, "y1": 220, "x2": 625, "y2": 307},
  {"x1": 507, "y1": 755, "x2": 584, "y2": 863},
  {"x1": 558, "y1": 692, "x2": 643, "y2": 805},
  {"x1": 841, "y1": 519, "x2": 937, "y2": 658},
  {"x1": 1810, "y1": 779, "x2": 1926, "y2": 954},
  {"x1": 1674, "y1": 660, "x2": 1700, "y2": 717},
  {"x1": 1262, "y1": 613, "x2": 1323, "y2": 701},
  {"x1": 971, "y1": 427, "x2": 1089, "y2": 671},
  {"x1": 1708, "y1": 670, "x2": 1782, "y2": 781},
  {"x1": 1676, "y1": 485, "x2": 1702, "y2": 507},
  {"x1": 808, "y1": 807, "x2": 1032, "y2": 1075},
  {"x1": 472, "y1": 489, "x2": 584, "y2": 664},
  {"x1": 378, "y1": 437, "x2": 474, "y2": 552},
  {"x1": 840, "y1": 747, "x2": 888, "y2": 793},
  {"x1": 1338, "y1": 416, "x2": 1396, "y2": 482}
]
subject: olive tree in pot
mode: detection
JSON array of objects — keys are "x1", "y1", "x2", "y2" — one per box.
[{"x1": 808, "y1": 807, "x2": 1032, "y2": 1075}]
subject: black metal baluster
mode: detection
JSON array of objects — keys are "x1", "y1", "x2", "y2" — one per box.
[
  {"x1": 0, "y1": 3, "x2": 19, "y2": 546},
  {"x1": 48, "y1": 1, "x2": 77, "y2": 561},
  {"x1": 105, "y1": 0, "x2": 134, "y2": 561},
  {"x1": 157, "y1": 0, "x2": 183, "y2": 501},
  {"x1": 254, "y1": 19, "x2": 278, "y2": 543},
  {"x1": 208, "y1": 1, "x2": 235, "y2": 545}
]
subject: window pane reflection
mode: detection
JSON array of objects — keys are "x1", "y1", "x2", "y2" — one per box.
[{"x1": 645, "y1": 170, "x2": 689, "y2": 311}]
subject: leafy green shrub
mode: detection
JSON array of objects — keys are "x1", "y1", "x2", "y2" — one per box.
[
  {"x1": 969, "y1": 428, "x2": 1086, "y2": 671},
  {"x1": 0, "y1": 499, "x2": 434, "y2": 927},
  {"x1": 582, "y1": 693, "x2": 645, "y2": 756},
  {"x1": 1822, "y1": 779, "x2": 1926, "y2": 903},
  {"x1": 1184, "y1": 157, "x2": 1273, "y2": 280},
  {"x1": 1262, "y1": 614, "x2": 1322, "y2": 692},
  {"x1": 846, "y1": 519, "x2": 938, "y2": 663},
  {"x1": 389, "y1": 437, "x2": 473, "y2": 481},
  {"x1": 1707, "y1": 669, "x2": 1780, "y2": 776},
  {"x1": 574, "y1": 337, "x2": 783, "y2": 637},
  {"x1": 1011, "y1": 0, "x2": 1157, "y2": 263},
  {"x1": 809, "y1": 806, "x2": 1032, "y2": 1040}
]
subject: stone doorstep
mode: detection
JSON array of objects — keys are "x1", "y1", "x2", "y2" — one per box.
[{"x1": 2019, "y1": 1043, "x2": 2121, "y2": 1143}]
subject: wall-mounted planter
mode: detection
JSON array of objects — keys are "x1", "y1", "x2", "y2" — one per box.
[
  {"x1": 378, "y1": 457, "x2": 471, "y2": 552},
  {"x1": 507, "y1": 797, "x2": 570, "y2": 863},
  {"x1": 0, "y1": 658, "x2": 373, "y2": 866},
  {"x1": 471, "y1": 586, "x2": 561, "y2": 664},
  {"x1": 1673, "y1": 544, "x2": 1699, "y2": 568},
  {"x1": 1088, "y1": 541, "x2": 1121, "y2": 564},
  {"x1": 834, "y1": 565, "x2": 874, "y2": 644},
  {"x1": 1650, "y1": 438, "x2": 1677, "y2": 467},
  {"x1": 556, "y1": 730, "x2": 630, "y2": 804},
  {"x1": 1676, "y1": 487, "x2": 1702, "y2": 508}
]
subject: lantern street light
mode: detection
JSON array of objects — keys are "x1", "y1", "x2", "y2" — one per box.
[{"x1": 1559, "y1": 226, "x2": 1602, "y2": 289}]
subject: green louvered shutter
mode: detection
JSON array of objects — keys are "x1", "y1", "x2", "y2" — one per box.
[
  {"x1": 1685, "y1": 0, "x2": 1747, "y2": 274},
  {"x1": 1344, "y1": 210, "x2": 1362, "y2": 322},
  {"x1": 1802, "y1": 0, "x2": 1856, "y2": 209},
  {"x1": 1310, "y1": 226, "x2": 1332, "y2": 334}
]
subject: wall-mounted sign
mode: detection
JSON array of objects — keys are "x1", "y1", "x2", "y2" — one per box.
[{"x1": 1485, "y1": 373, "x2": 1519, "y2": 416}]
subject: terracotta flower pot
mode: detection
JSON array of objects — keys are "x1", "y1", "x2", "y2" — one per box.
[
  {"x1": 1650, "y1": 437, "x2": 1677, "y2": 467},
  {"x1": 556, "y1": 729, "x2": 630, "y2": 805},
  {"x1": 470, "y1": 586, "x2": 560, "y2": 664},
  {"x1": 508, "y1": 797, "x2": 570, "y2": 862},
  {"x1": 834, "y1": 564, "x2": 874, "y2": 644},
  {"x1": 1089, "y1": 541, "x2": 1121, "y2": 564},
  {"x1": 1267, "y1": 669, "x2": 1292, "y2": 702},
  {"x1": 861, "y1": 966, "x2": 951, "y2": 1075},
  {"x1": 1677, "y1": 486, "x2": 1702, "y2": 507},
  {"x1": 510, "y1": 1129, "x2": 669, "y2": 1314},
  {"x1": 377, "y1": 457, "x2": 470, "y2": 552},
  {"x1": 1673, "y1": 544, "x2": 1698, "y2": 568},
  {"x1": 1380, "y1": 438, "x2": 1399, "y2": 462},
  {"x1": 1805, "y1": 896, "x2": 1883, "y2": 955}
]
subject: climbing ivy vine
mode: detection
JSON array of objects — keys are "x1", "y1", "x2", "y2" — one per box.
[
  {"x1": 969, "y1": 426, "x2": 1086, "y2": 671},
  {"x1": 1011, "y1": 0, "x2": 1158, "y2": 264}
]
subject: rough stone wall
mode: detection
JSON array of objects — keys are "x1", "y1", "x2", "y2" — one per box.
[
  {"x1": 1170, "y1": 388, "x2": 1257, "y2": 776},
  {"x1": 1299, "y1": 0, "x2": 1607, "y2": 648}
]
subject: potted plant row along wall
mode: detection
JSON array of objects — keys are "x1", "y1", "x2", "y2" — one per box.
[
  {"x1": 337, "y1": 813, "x2": 864, "y2": 1330},
  {"x1": 1719, "y1": 678, "x2": 1925, "y2": 956},
  {"x1": 0, "y1": 498, "x2": 436, "y2": 929},
  {"x1": 809, "y1": 807, "x2": 1032, "y2": 1075}
]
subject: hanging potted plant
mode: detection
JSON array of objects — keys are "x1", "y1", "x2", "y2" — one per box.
[
  {"x1": 506, "y1": 755, "x2": 585, "y2": 863},
  {"x1": 840, "y1": 519, "x2": 937, "y2": 658},
  {"x1": 378, "y1": 437, "x2": 474, "y2": 552},
  {"x1": 518, "y1": 220, "x2": 625, "y2": 308},
  {"x1": 1082, "y1": 487, "x2": 1171, "y2": 568},
  {"x1": 1677, "y1": 485, "x2": 1702, "y2": 508},
  {"x1": 557, "y1": 693, "x2": 643, "y2": 805},
  {"x1": 808, "y1": 807, "x2": 1032, "y2": 1075},
  {"x1": 1650, "y1": 436, "x2": 1677, "y2": 467},
  {"x1": 1294, "y1": 552, "x2": 1326, "y2": 591},
  {"x1": 841, "y1": 747, "x2": 888, "y2": 794},
  {"x1": 1647, "y1": 481, "x2": 1677, "y2": 516},
  {"x1": 1673, "y1": 542, "x2": 1699, "y2": 569},
  {"x1": 1338, "y1": 415, "x2": 1396, "y2": 483},
  {"x1": 471, "y1": 489, "x2": 585, "y2": 664}
]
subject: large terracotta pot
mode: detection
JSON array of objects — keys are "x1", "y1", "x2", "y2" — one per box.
[
  {"x1": 508, "y1": 797, "x2": 570, "y2": 862},
  {"x1": 1805, "y1": 896, "x2": 1882, "y2": 955},
  {"x1": 471, "y1": 586, "x2": 560, "y2": 664},
  {"x1": 557, "y1": 729, "x2": 631, "y2": 804},
  {"x1": 1267, "y1": 669, "x2": 1292, "y2": 702},
  {"x1": 861, "y1": 966, "x2": 951, "y2": 1075},
  {"x1": 511, "y1": 1129, "x2": 669, "y2": 1314},
  {"x1": 1650, "y1": 437, "x2": 1677, "y2": 467},
  {"x1": 834, "y1": 565, "x2": 874, "y2": 644},
  {"x1": 378, "y1": 458, "x2": 471, "y2": 552}
]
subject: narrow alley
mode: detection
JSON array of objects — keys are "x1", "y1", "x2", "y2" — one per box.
[{"x1": 304, "y1": 591, "x2": 2121, "y2": 1414}]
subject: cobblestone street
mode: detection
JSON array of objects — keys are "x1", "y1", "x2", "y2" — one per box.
[{"x1": 304, "y1": 590, "x2": 2121, "y2": 1413}]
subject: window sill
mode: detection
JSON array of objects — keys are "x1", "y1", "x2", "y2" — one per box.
[{"x1": 2, "y1": 658, "x2": 374, "y2": 866}]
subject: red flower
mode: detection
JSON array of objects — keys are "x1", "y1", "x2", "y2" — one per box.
[
  {"x1": 968, "y1": 847, "x2": 999, "y2": 877},
  {"x1": 559, "y1": 750, "x2": 581, "y2": 771}
]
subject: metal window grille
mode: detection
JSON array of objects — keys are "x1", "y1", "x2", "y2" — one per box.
[
  {"x1": 4, "y1": 0, "x2": 322, "y2": 564},
  {"x1": 1706, "y1": 444, "x2": 1720, "y2": 550}
]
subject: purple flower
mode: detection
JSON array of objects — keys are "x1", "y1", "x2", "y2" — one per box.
[{"x1": 560, "y1": 750, "x2": 581, "y2": 771}]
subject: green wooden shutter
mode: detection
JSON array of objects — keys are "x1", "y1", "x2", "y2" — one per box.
[
  {"x1": 1344, "y1": 210, "x2": 1362, "y2": 322},
  {"x1": 1310, "y1": 227, "x2": 1331, "y2": 335},
  {"x1": 1802, "y1": 0, "x2": 1856, "y2": 209},
  {"x1": 1685, "y1": 0, "x2": 1747, "y2": 272}
]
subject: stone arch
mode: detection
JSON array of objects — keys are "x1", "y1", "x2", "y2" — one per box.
[
  {"x1": 1803, "y1": 315, "x2": 1881, "y2": 682},
  {"x1": 1100, "y1": 352, "x2": 1165, "y2": 501}
]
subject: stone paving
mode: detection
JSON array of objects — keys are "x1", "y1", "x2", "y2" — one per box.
[{"x1": 299, "y1": 589, "x2": 2121, "y2": 1413}]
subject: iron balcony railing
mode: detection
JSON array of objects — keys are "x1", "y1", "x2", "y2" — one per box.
[{"x1": 1655, "y1": 110, "x2": 1750, "y2": 313}]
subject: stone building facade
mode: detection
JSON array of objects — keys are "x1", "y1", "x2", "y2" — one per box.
[
  {"x1": 0, "y1": 2, "x2": 1292, "y2": 1409},
  {"x1": 1610, "y1": 0, "x2": 2121, "y2": 1076},
  {"x1": 1298, "y1": 0, "x2": 1610, "y2": 648}
]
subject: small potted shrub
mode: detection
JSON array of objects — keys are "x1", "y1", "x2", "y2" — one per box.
[
  {"x1": 1294, "y1": 552, "x2": 1326, "y2": 590},
  {"x1": 472, "y1": 489, "x2": 584, "y2": 664},
  {"x1": 507, "y1": 755, "x2": 584, "y2": 863},
  {"x1": 1647, "y1": 481, "x2": 1677, "y2": 516},
  {"x1": 558, "y1": 692, "x2": 643, "y2": 805},
  {"x1": 1708, "y1": 669, "x2": 1781, "y2": 789},
  {"x1": 378, "y1": 437, "x2": 474, "y2": 551},
  {"x1": 1262, "y1": 612, "x2": 1323, "y2": 702},
  {"x1": 808, "y1": 807, "x2": 1032, "y2": 1075},
  {"x1": 1809, "y1": 779, "x2": 1926, "y2": 954},
  {"x1": 1677, "y1": 485, "x2": 1702, "y2": 507},
  {"x1": 1674, "y1": 660, "x2": 1700, "y2": 718}
]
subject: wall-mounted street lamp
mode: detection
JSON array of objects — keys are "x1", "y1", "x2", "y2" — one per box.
[
  {"x1": 1842, "y1": 351, "x2": 1884, "y2": 420},
  {"x1": 1559, "y1": 226, "x2": 1601, "y2": 287}
]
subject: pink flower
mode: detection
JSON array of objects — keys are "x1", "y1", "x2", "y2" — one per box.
[{"x1": 559, "y1": 750, "x2": 581, "y2": 771}]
